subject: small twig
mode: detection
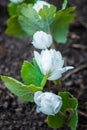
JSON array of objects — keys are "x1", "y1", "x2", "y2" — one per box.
[
  {"x1": 62, "y1": 64, "x2": 87, "y2": 80},
  {"x1": 78, "y1": 110, "x2": 87, "y2": 118},
  {"x1": 69, "y1": 32, "x2": 80, "y2": 39},
  {"x1": 77, "y1": 82, "x2": 85, "y2": 98},
  {"x1": 7, "y1": 91, "x2": 15, "y2": 98},
  {"x1": 72, "y1": 44, "x2": 87, "y2": 50},
  {"x1": 31, "y1": 106, "x2": 35, "y2": 113},
  {"x1": 79, "y1": 124, "x2": 87, "y2": 128}
]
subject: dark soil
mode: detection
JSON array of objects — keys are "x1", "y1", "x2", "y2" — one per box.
[{"x1": 0, "y1": 1, "x2": 87, "y2": 130}]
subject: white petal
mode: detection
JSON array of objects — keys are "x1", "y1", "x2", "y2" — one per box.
[
  {"x1": 54, "y1": 100, "x2": 62, "y2": 114},
  {"x1": 32, "y1": 40, "x2": 47, "y2": 49},
  {"x1": 39, "y1": 105, "x2": 54, "y2": 115},
  {"x1": 32, "y1": 31, "x2": 52, "y2": 49},
  {"x1": 34, "y1": 51, "x2": 42, "y2": 71},
  {"x1": 33, "y1": 1, "x2": 50, "y2": 12},
  {"x1": 44, "y1": 34, "x2": 53, "y2": 48},
  {"x1": 49, "y1": 50, "x2": 64, "y2": 70},
  {"x1": 34, "y1": 51, "x2": 40, "y2": 61},
  {"x1": 54, "y1": 51, "x2": 64, "y2": 68},
  {"x1": 48, "y1": 70, "x2": 62, "y2": 80},
  {"x1": 61, "y1": 66, "x2": 74, "y2": 73},
  {"x1": 32, "y1": 32, "x2": 47, "y2": 49},
  {"x1": 10, "y1": 0, "x2": 24, "y2": 3},
  {"x1": 41, "y1": 50, "x2": 52, "y2": 74},
  {"x1": 40, "y1": 92, "x2": 62, "y2": 115},
  {"x1": 34, "y1": 91, "x2": 43, "y2": 106},
  {"x1": 36, "y1": 106, "x2": 41, "y2": 113}
]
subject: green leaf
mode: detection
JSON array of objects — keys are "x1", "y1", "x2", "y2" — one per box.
[
  {"x1": 8, "y1": 0, "x2": 38, "y2": 16},
  {"x1": 58, "y1": 92, "x2": 78, "y2": 130},
  {"x1": 24, "y1": 0, "x2": 37, "y2": 4},
  {"x1": 39, "y1": 5, "x2": 56, "y2": 29},
  {"x1": 1, "y1": 76, "x2": 34, "y2": 102},
  {"x1": 18, "y1": 4, "x2": 49, "y2": 36},
  {"x1": 28, "y1": 84, "x2": 42, "y2": 93},
  {"x1": 5, "y1": 15, "x2": 28, "y2": 38},
  {"x1": 68, "y1": 108, "x2": 78, "y2": 130},
  {"x1": 47, "y1": 92, "x2": 78, "y2": 129},
  {"x1": 33, "y1": 58, "x2": 41, "y2": 74},
  {"x1": 33, "y1": 58, "x2": 48, "y2": 88},
  {"x1": 8, "y1": 3, "x2": 18, "y2": 16},
  {"x1": 62, "y1": 0, "x2": 67, "y2": 10},
  {"x1": 47, "y1": 113, "x2": 65, "y2": 128},
  {"x1": 21, "y1": 60, "x2": 44, "y2": 87},
  {"x1": 52, "y1": 7, "x2": 76, "y2": 43},
  {"x1": 58, "y1": 92, "x2": 78, "y2": 111}
]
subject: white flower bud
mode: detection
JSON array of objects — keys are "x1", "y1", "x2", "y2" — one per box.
[
  {"x1": 10, "y1": 0, "x2": 24, "y2": 3},
  {"x1": 34, "y1": 91, "x2": 62, "y2": 115},
  {"x1": 33, "y1": 1, "x2": 50, "y2": 12},
  {"x1": 34, "y1": 49, "x2": 74, "y2": 80},
  {"x1": 32, "y1": 31, "x2": 53, "y2": 49}
]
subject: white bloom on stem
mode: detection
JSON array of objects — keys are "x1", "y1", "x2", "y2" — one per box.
[
  {"x1": 34, "y1": 91, "x2": 62, "y2": 115},
  {"x1": 32, "y1": 31, "x2": 52, "y2": 49},
  {"x1": 34, "y1": 49, "x2": 74, "y2": 80},
  {"x1": 33, "y1": 0, "x2": 50, "y2": 12},
  {"x1": 10, "y1": 0, "x2": 24, "y2": 3}
]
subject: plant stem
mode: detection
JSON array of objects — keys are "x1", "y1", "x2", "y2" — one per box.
[
  {"x1": 46, "y1": 80, "x2": 50, "y2": 91},
  {"x1": 59, "y1": 111, "x2": 66, "y2": 118},
  {"x1": 54, "y1": 79, "x2": 62, "y2": 91},
  {"x1": 41, "y1": 74, "x2": 49, "y2": 89},
  {"x1": 51, "y1": 42, "x2": 56, "y2": 49}
]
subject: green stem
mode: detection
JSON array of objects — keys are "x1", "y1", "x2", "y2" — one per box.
[
  {"x1": 41, "y1": 74, "x2": 49, "y2": 89},
  {"x1": 46, "y1": 80, "x2": 50, "y2": 91},
  {"x1": 54, "y1": 79, "x2": 62, "y2": 91},
  {"x1": 51, "y1": 42, "x2": 56, "y2": 49},
  {"x1": 59, "y1": 111, "x2": 66, "y2": 118}
]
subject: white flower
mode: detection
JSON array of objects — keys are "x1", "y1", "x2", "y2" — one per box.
[
  {"x1": 34, "y1": 91, "x2": 62, "y2": 115},
  {"x1": 10, "y1": 0, "x2": 24, "y2": 3},
  {"x1": 33, "y1": 0, "x2": 50, "y2": 12},
  {"x1": 32, "y1": 31, "x2": 53, "y2": 49},
  {"x1": 34, "y1": 49, "x2": 74, "y2": 80}
]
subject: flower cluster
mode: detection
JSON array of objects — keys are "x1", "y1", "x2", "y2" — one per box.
[
  {"x1": 8, "y1": 0, "x2": 74, "y2": 116},
  {"x1": 1, "y1": 0, "x2": 78, "y2": 129},
  {"x1": 31, "y1": 1, "x2": 74, "y2": 115}
]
